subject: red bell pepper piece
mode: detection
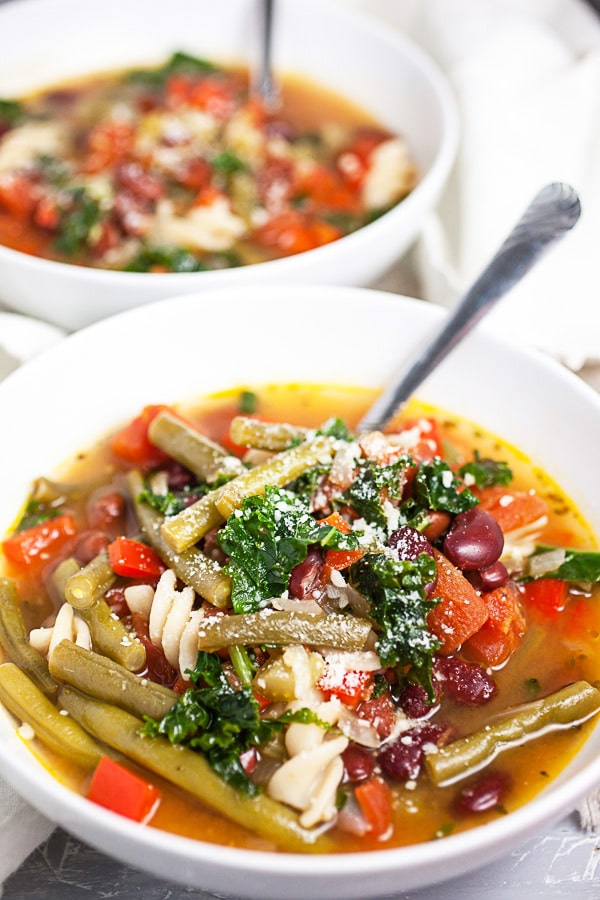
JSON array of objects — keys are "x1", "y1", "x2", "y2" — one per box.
[
  {"x1": 521, "y1": 578, "x2": 567, "y2": 619},
  {"x1": 318, "y1": 667, "x2": 374, "y2": 708},
  {"x1": 108, "y1": 537, "x2": 165, "y2": 580},
  {"x1": 110, "y1": 404, "x2": 172, "y2": 469},
  {"x1": 87, "y1": 756, "x2": 160, "y2": 822},
  {"x1": 318, "y1": 512, "x2": 364, "y2": 570},
  {"x1": 2, "y1": 513, "x2": 77, "y2": 574},
  {"x1": 354, "y1": 776, "x2": 393, "y2": 839}
]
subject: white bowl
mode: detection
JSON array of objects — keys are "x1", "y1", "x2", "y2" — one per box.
[
  {"x1": 0, "y1": 0, "x2": 458, "y2": 331},
  {"x1": 0, "y1": 284, "x2": 599, "y2": 898}
]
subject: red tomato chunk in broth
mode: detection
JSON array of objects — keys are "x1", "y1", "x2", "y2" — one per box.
[
  {"x1": 0, "y1": 384, "x2": 599, "y2": 855},
  {"x1": 0, "y1": 54, "x2": 417, "y2": 272}
]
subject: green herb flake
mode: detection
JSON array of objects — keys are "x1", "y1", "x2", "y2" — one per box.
[
  {"x1": 458, "y1": 451, "x2": 512, "y2": 489},
  {"x1": 212, "y1": 150, "x2": 247, "y2": 175}
]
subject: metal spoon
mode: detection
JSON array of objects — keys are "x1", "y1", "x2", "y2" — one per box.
[
  {"x1": 357, "y1": 182, "x2": 581, "y2": 433},
  {"x1": 255, "y1": 0, "x2": 279, "y2": 110}
]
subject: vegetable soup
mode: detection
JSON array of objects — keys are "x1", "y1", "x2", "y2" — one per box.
[
  {"x1": 0, "y1": 53, "x2": 416, "y2": 272},
  {"x1": 1, "y1": 384, "x2": 599, "y2": 853}
]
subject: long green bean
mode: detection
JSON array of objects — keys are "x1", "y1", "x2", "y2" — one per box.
[
  {"x1": 65, "y1": 550, "x2": 115, "y2": 610},
  {"x1": 126, "y1": 470, "x2": 231, "y2": 608},
  {"x1": 77, "y1": 597, "x2": 146, "y2": 672},
  {"x1": 161, "y1": 436, "x2": 335, "y2": 553},
  {"x1": 60, "y1": 687, "x2": 333, "y2": 852},
  {"x1": 425, "y1": 680, "x2": 600, "y2": 786},
  {"x1": 197, "y1": 609, "x2": 372, "y2": 652},
  {"x1": 49, "y1": 640, "x2": 176, "y2": 720},
  {"x1": 0, "y1": 577, "x2": 57, "y2": 696},
  {"x1": 51, "y1": 558, "x2": 81, "y2": 599},
  {"x1": 0, "y1": 663, "x2": 102, "y2": 770},
  {"x1": 229, "y1": 416, "x2": 311, "y2": 451},
  {"x1": 215, "y1": 435, "x2": 336, "y2": 520},
  {"x1": 148, "y1": 410, "x2": 244, "y2": 481}
]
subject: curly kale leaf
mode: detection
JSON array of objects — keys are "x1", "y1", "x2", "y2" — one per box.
[
  {"x1": 350, "y1": 552, "x2": 440, "y2": 693},
  {"x1": 216, "y1": 485, "x2": 359, "y2": 614},
  {"x1": 142, "y1": 651, "x2": 328, "y2": 796},
  {"x1": 340, "y1": 457, "x2": 412, "y2": 532},
  {"x1": 458, "y1": 451, "x2": 512, "y2": 489},
  {"x1": 414, "y1": 458, "x2": 478, "y2": 514},
  {"x1": 317, "y1": 417, "x2": 353, "y2": 441},
  {"x1": 55, "y1": 188, "x2": 101, "y2": 256}
]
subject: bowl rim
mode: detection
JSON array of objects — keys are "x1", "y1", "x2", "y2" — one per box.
[
  {"x1": 0, "y1": 284, "x2": 600, "y2": 896},
  {"x1": 0, "y1": 0, "x2": 460, "y2": 286}
]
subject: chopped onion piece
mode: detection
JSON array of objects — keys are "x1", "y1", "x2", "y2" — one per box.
[{"x1": 528, "y1": 548, "x2": 566, "y2": 578}]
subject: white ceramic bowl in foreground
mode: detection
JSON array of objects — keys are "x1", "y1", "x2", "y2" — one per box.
[
  {"x1": 0, "y1": 285, "x2": 599, "y2": 899},
  {"x1": 0, "y1": 0, "x2": 458, "y2": 331}
]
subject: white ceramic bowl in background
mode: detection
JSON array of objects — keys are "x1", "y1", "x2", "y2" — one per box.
[
  {"x1": 0, "y1": 0, "x2": 458, "y2": 331},
  {"x1": 0, "y1": 284, "x2": 599, "y2": 899}
]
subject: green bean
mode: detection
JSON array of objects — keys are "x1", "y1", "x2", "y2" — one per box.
[
  {"x1": 161, "y1": 436, "x2": 335, "y2": 553},
  {"x1": 425, "y1": 680, "x2": 600, "y2": 786},
  {"x1": 77, "y1": 597, "x2": 146, "y2": 673},
  {"x1": 197, "y1": 609, "x2": 372, "y2": 652},
  {"x1": 65, "y1": 550, "x2": 115, "y2": 610},
  {"x1": 60, "y1": 687, "x2": 333, "y2": 852},
  {"x1": 229, "y1": 416, "x2": 311, "y2": 451},
  {"x1": 0, "y1": 663, "x2": 102, "y2": 770},
  {"x1": 148, "y1": 410, "x2": 244, "y2": 481},
  {"x1": 49, "y1": 640, "x2": 176, "y2": 720},
  {"x1": 30, "y1": 474, "x2": 104, "y2": 505},
  {"x1": 51, "y1": 558, "x2": 82, "y2": 599},
  {"x1": 0, "y1": 577, "x2": 57, "y2": 696},
  {"x1": 126, "y1": 470, "x2": 231, "y2": 608},
  {"x1": 215, "y1": 435, "x2": 336, "y2": 520}
]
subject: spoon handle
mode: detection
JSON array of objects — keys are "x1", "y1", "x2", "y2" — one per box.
[
  {"x1": 357, "y1": 182, "x2": 581, "y2": 433},
  {"x1": 255, "y1": 0, "x2": 278, "y2": 108}
]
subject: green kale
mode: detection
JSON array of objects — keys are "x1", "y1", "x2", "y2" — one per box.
[
  {"x1": 527, "y1": 545, "x2": 600, "y2": 584},
  {"x1": 16, "y1": 500, "x2": 59, "y2": 533},
  {"x1": 340, "y1": 457, "x2": 411, "y2": 532},
  {"x1": 54, "y1": 188, "x2": 101, "y2": 256},
  {"x1": 0, "y1": 98, "x2": 25, "y2": 128},
  {"x1": 124, "y1": 245, "x2": 207, "y2": 273},
  {"x1": 212, "y1": 150, "x2": 247, "y2": 175},
  {"x1": 216, "y1": 485, "x2": 359, "y2": 614},
  {"x1": 350, "y1": 552, "x2": 440, "y2": 693},
  {"x1": 238, "y1": 390, "x2": 258, "y2": 414},
  {"x1": 317, "y1": 417, "x2": 353, "y2": 441},
  {"x1": 35, "y1": 154, "x2": 70, "y2": 187},
  {"x1": 414, "y1": 458, "x2": 478, "y2": 514},
  {"x1": 458, "y1": 451, "x2": 512, "y2": 489},
  {"x1": 286, "y1": 465, "x2": 330, "y2": 502},
  {"x1": 127, "y1": 51, "x2": 218, "y2": 85},
  {"x1": 138, "y1": 483, "x2": 209, "y2": 517},
  {"x1": 142, "y1": 650, "x2": 327, "y2": 797}
]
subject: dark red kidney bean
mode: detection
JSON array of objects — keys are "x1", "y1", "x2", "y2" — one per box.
[
  {"x1": 435, "y1": 655, "x2": 497, "y2": 705},
  {"x1": 104, "y1": 585, "x2": 130, "y2": 619},
  {"x1": 75, "y1": 530, "x2": 111, "y2": 565},
  {"x1": 389, "y1": 526, "x2": 437, "y2": 595},
  {"x1": 88, "y1": 490, "x2": 126, "y2": 531},
  {"x1": 131, "y1": 612, "x2": 177, "y2": 686},
  {"x1": 288, "y1": 547, "x2": 324, "y2": 599},
  {"x1": 469, "y1": 560, "x2": 510, "y2": 592},
  {"x1": 443, "y1": 507, "x2": 504, "y2": 571},
  {"x1": 453, "y1": 771, "x2": 511, "y2": 815},
  {"x1": 379, "y1": 722, "x2": 447, "y2": 782},
  {"x1": 116, "y1": 162, "x2": 164, "y2": 201},
  {"x1": 163, "y1": 460, "x2": 196, "y2": 491},
  {"x1": 342, "y1": 744, "x2": 375, "y2": 782},
  {"x1": 398, "y1": 680, "x2": 441, "y2": 719},
  {"x1": 356, "y1": 694, "x2": 397, "y2": 739}
]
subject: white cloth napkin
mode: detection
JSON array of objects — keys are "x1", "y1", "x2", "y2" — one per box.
[
  {"x1": 347, "y1": 0, "x2": 600, "y2": 369},
  {"x1": 1, "y1": 0, "x2": 600, "y2": 886}
]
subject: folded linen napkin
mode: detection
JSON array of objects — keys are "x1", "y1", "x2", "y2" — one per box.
[{"x1": 347, "y1": 0, "x2": 600, "y2": 369}]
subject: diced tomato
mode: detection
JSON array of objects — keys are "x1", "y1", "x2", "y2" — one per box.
[
  {"x1": 193, "y1": 185, "x2": 227, "y2": 207},
  {"x1": 108, "y1": 537, "x2": 165, "y2": 580},
  {"x1": 520, "y1": 578, "x2": 567, "y2": 620},
  {"x1": 295, "y1": 164, "x2": 359, "y2": 213},
  {"x1": 397, "y1": 416, "x2": 442, "y2": 462},
  {"x1": 255, "y1": 210, "x2": 341, "y2": 256},
  {"x1": 188, "y1": 78, "x2": 236, "y2": 119},
  {"x1": 464, "y1": 581, "x2": 526, "y2": 666},
  {"x1": 317, "y1": 512, "x2": 364, "y2": 570},
  {"x1": 336, "y1": 128, "x2": 389, "y2": 188},
  {"x1": 2, "y1": 513, "x2": 77, "y2": 574},
  {"x1": 318, "y1": 667, "x2": 374, "y2": 708},
  {"x1": 175, "y1": 157, "x2": 213, "y2": 191},
  {"x1": 165, "y1": 73, "x2": 194, "y2": 107},
  {"x1": 33, "y1": 194, "x2": 60, "y2": 230},
  {"x1": 354, "y1": 776, "x2": 393, "y2": 839},
  {"x1": 82, "y1": 120, "x2": 135, "y2": 174},
  {"x1": 0, "y1": 173, "x2": 39, "y2": 219},
  {"x1": 473, "y1": 486, "x2": 548, "y2": 533},
  {"x1": 319, "y1": 511, "x2": 352, "y2": 535},
  {"x1": 427, "y1": 549, "x2": 489, "y2": 654},
  {"x1": 87, "y1": 756, "x2": 160, "y2": 822},
  {"x1": 110, "y1": 404, "x2": 173, "y2": 469}
]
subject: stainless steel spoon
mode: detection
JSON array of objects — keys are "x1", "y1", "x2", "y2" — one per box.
[
  {"x1": 255, "y1": 0, "x2": 279, "y2": 110},
  {"x1": 357, "y1": 182, "x2": 581, "y2": 433}
]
